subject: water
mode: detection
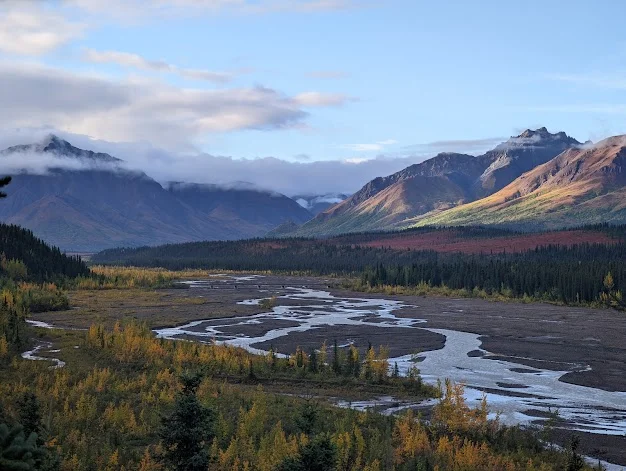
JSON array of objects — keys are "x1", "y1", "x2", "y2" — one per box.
[
  {"x1": 154, "y1": 280, "x2": 626, "y2": 440},
  {"x1": 25, "y1": 275, "x2": 626, "y2": 467},
  {"x1": 21, "y1": 341, "x2": 65, "y2": 368}
]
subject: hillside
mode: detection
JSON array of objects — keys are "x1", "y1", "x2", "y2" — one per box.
[
  {"x1": 0, "y1": 135, "x2": 312, "y2": 251},
  {"x1": 286, "y1": 128, "x2": 580, "y2": 236},
  {"x1": 168, "y1": 182, "x2": 311, "y2": 234},
  {"x1": 0, "y1": 223, "x2": 89, "y2": 281},
  {"x1": 414, "y1": 136, "x2": 626, "y2": 229}
]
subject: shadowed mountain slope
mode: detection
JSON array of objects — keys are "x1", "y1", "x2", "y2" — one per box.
[{"x1": 0, "y1": 136, "x2": 312, "y2": 251}]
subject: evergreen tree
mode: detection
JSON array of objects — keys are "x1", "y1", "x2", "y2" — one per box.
[
  {"x1": 0, "y1": 176, "x2": 10, "y2": 199},
  {"x1": 18, "y1": 393, "x2": 42, "y2": 443},
  {"x1": 309, "y1": 348, "x2": 318, "y2": 373},
  {"x1": 159, "y1": 372, "x2": 216, "y2": 471},
  {"x1": 566, "y1": 435, "x2": 585, "y2": 471},
  {"x1": 296, "y1": 401, "x2": 319, "y2": 435},
  {"x1": 0, "y1": 423, "x2": 45, "y2": 471},
  {"x1": 276, "y1": 434, "x2": 337, "y2": 471},
  {"x1": 332, "y1": 340, "x2": 341, "y2": 374}
]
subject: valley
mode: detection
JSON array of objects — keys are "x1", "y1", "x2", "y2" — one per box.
[
  {"x1": 27, "y1": 273, "x2": 626, "y2": 467},
  {"x1": 3, "y1": 4, "x2": 626, "y2": 469}
]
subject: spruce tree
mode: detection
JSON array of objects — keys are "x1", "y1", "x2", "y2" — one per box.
[
  {"x1": 332, "y1": 340, "x2": 340, "y2": 374},
  {"x1": 0, "y1": 423, "x2": 45, "y2": 471},
  {"x1": 159, "y1": 373, "x2": 216, "y2": 471},
  {"x1": 18, "y1": 393, "x2": 42, "y2": 443},
  {"x1": 0, "y1": 176, "x2": 10, "y2": 199}
]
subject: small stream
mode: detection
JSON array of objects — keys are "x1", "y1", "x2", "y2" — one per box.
[{"x1": 21, "y1": 341, "x2": 65, "y2": 369}]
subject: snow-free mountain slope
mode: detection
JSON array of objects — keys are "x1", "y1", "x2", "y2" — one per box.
[
  {"x1": 287, "y1": 128, "x2": 580, "y2": 236},
  {"x1": 0, "y1": 136, "x2": 313, "y2": 251},
  {"x1": 414, "y1": 135, "x2": 626, "y2": 229}
]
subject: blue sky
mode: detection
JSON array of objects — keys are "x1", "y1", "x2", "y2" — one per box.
[{"x1": 1, "y1": 0, "x2": 625, "y2": 193}]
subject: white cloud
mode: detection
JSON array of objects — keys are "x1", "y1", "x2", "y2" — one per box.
[
  {"x1": 399, "y1": 137, "x2": 506, "y2": 156},
  {"x1": 82, "y1": 48, "x2": 236, "y2": 83},
  {"x1": 293, "y1": 92, "x2": 353, "y2": 107},
  {"x1": 63, "y1": 0, "x2": 359, "y2": 19},
  {"x1": 0, "y1": 62, "x2": 353, "y2": 149},
  {"x1": 0, "y1": 2, "x2": 85, "y2": 55},
  {"x1": 0, "y1": 128, "x2": 421, "y2": 196},
  {"x1": 342, "y1": 139, "x2": 397, "y2": 152},
  {"x1": 344, "y1": 157, "x2": 370, "y2": 163},
  {"x1": 544, "y1": 73, "x2": 626, "y2": 90}
]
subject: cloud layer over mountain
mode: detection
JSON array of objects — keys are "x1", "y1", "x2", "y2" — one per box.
[{"x1": 0, "y1": 129, "x2": 420, "y2": 196}]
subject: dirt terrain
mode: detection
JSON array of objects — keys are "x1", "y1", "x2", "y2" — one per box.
[{"x1": 38, "y1": 275, "x2": 626, "y2": 392}]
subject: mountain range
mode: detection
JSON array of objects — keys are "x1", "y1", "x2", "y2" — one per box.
[
  {"x1": 414, "y1": 135, "x2": 626, "y2": 229},
  {"x1": 282, "y1": 127, "x2": 610, "y2": 236},
  {"x1": 0, "y1": 135, "x2": 313, "y2": 251},
  {"x1": 1, "y1": 128, "x2": 625, "y2": 252}
]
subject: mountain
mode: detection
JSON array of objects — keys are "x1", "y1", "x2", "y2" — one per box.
[
  {"x1": 292, "y1": 193, "x2": 350, "y2": 215},
  {"x1": 1, "y1": 134, "x2": 122, "y2": 164},
  {"x1": 413, "y1": 135, "x2": 626, "y2": 229},
  {"x1": 168, "y1": 182, "x2": 312, "y2": 234},
  {"x1": 285, "y1": 128, "x2": 581, "y2": 236},
  {"x1": 0, "y1": 135, "x2": 312, "y2": 251}
]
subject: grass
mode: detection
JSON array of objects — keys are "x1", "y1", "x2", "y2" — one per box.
[{"x1": 31, "y1": 286, "x2": 262, "y2": 330}]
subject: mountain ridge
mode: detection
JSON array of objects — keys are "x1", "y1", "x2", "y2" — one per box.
[
  {"x1": 284, "y1": 128, "x2": 581, "y2": 236},
  {"x1": 413, "y1": 135, "x2": 626, "y2": 229},
  {"x1": 0, "y1": 136, "x2": 313, "y2": 251}
]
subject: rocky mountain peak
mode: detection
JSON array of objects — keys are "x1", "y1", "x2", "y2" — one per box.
[
  {"x1": 4, "y1": 135, "x2": 123, "y2": 163},
  {"x1": 491, "y1": 128, "x2": 581, "y2": 153},
  {"x1": 512, "y1": 127, "x2": 579, "y2": 145}
]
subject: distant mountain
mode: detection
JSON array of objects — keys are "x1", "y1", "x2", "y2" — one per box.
[
  {"x1": 2, "y1": 134, "x2": 122, "y2": 163},
  {"x1": 292, "y1": 193, "x2": 349, "y2": 215},
  {"x1": 285, "y1": 128, "x2": 581, "y2": 236},
  {"x1": 414, "y1": 135, "x2": 626, "y2": 229},
  {"x1": 265, "y1": 219, "x2": 302, "y2": 237},
  {"x1": 0, "y1": 135, "x2": 312, "y2": 251},
  {"x1": 168, "y1": 182, "x2": 312, "y2": 235}
]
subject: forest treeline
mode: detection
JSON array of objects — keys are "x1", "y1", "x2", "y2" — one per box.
[
  {"x1": 0, "y1": 223, "x2": 91, "y2": 357},
  {"x1": 357, "y1": 244, "x2": 625, "y2": 307},
  {"x1": 93, "y1": 226, "x2": 626, "y2": 307},
  {"x1": 0, "y1": 224, "x2": 89, "y2": 282},
  {"x1": 0, "y1": 321, "x2": 593, "y2": 470}
]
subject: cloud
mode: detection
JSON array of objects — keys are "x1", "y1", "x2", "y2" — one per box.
[
  {"x1": 292, "y1": 153, "x2": 312, "y2": 161},
  {"x1": 399, "y1": 137, "x2": 505, "y2": 156},
  {"x1": 306, "y1": 70, "x2": 349, "y2": 79},
  {"x1": 293, "y1": 92, "x2": 353, "y2": 107},
  {"x1": 63, "y1": 0, "x2": 359, "y2": 19},
  {"x1": 82, "y1": 48, "x2": 237, "y2": 84},
  {"x1": 0, "y1": 149, "x2": 124, "y2": 176},
  {"x1": 0, "y1": 62, "x2": 351, "y2": 149},
  {"x1": 342, "y1": 139, "x2": 397, "y2": 152},
  {"x1": 0, "y1": 128, "x2": 421, "y2": 196},
  {"x1": 544, "y1": 73, "x2": 626, "y2": 90},
  {"x1": 0, "y1": 2, "x2": 85, "y2": 55}
]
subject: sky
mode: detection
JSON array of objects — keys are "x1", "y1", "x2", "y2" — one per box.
[{"x1": 1, "y1": 0, "x2": 626, "y2": 195}]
